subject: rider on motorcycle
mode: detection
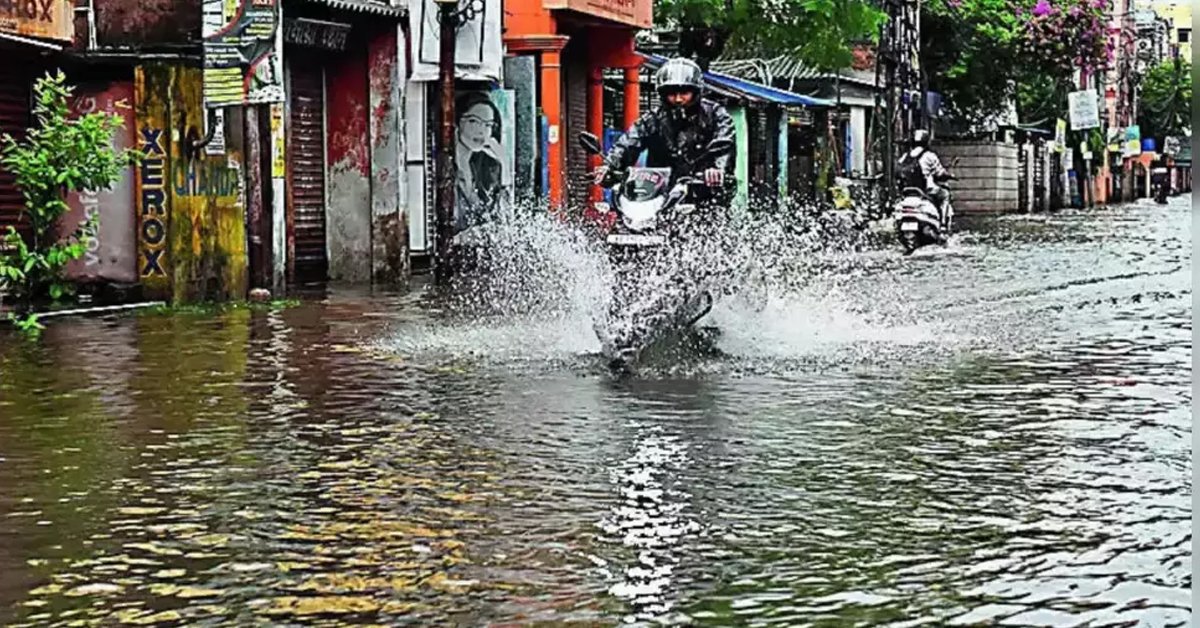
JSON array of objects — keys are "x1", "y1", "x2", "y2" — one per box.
[
  {"x1": 593, "y1": 57, "x2": 736, "y2": 203},
  {"x1": 898, "y1": 129, "x2": 955, "y2": 230}
]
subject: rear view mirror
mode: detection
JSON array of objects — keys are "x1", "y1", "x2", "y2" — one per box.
[{"x1": 579, "y1": 132, "x2": 602, "y2": 155}]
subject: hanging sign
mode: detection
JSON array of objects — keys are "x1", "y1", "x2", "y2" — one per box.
[{"x1": 1067, "y1": 90, "x2": 1099, "y2": 130}]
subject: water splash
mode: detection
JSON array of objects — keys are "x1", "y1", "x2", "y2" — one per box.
[{"x1": 381, "y1": 202, "x2": 957, "y2": 371}]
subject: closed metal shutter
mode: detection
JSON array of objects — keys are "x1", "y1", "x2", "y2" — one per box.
[
  {"x1": 0, "y1": 68, "x2": 30, "y2": 236},
  {"x1": 563, "y1": 43, "x2": 590, "y2": 213},
  {"x1": 287, "y1": 61, "x2": 328, "y2": 283}
]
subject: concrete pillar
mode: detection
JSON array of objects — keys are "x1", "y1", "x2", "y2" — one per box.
[
  {"x1": 623, "y1": 67, "x2": 640, "y2": 129},
  {"x1": 588, "y1": 66, "x2": 604, "y2": 202},
  {"x1": 540, "y1": 47, "x2": 565, "y2": 210},
  {"x1": 730, "y1": 106, "x2": 749, "y2": 212},
  {"x1": 368, "y1": 26, "x2": 408, "y2": 285},
  {"x1": 777, "y1": 110, "x2": 787, "y2": 196},
  {"x1": 850, "y1": 106, "x2": 866, "y2": 174}
]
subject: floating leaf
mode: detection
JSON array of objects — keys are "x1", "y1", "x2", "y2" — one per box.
[
  {"x1": 127, "y1": 543, "x2": 182, "y2": 557},
  {"x1": 176, "y1": 586, "x2": 222, "y2": 599},
  {"x1": 117, "y1": 507, "x2": 166, "y2": 516},
  {"x1": 64, "y1": 582, "x2": 124, "y2": 596},
  {"x1": 117, "y1": 610, "x2": 183, "y2": 625},
  {"x1": 259, "y1": 595, "x2": 381, "y2": 616},
  {"x1": 151, "y1": 569, "x2": 186, "y2": 579}
]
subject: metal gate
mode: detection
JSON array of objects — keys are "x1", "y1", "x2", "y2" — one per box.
[
  {"x1": 1049, "y1": 152, "x2": 1063, "y2": 211},
  {"x1": 1032, "y1": 140, "x2": 1046, "y2": 212},
  {"x1": 1018, "y1": 140, "x2": 1029, "y2": 212},
  {"x1": 287, "y1": 62, "x2": 328, "y2": 283},
  {"x1": 0, "y1": 68, "x2": 30, "y2": 235}
]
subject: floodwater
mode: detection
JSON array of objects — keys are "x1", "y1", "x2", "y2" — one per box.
[{"x1": 0, "y1": 197, "x2": 1191, "y2": 627}]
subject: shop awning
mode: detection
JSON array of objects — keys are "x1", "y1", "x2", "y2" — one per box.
[
  {"x1": 299, "y1": 0, "x2": 406, "y2": 16},
  {"x1": 641, "y1": 53, "x2": 833, "y2": 108}
]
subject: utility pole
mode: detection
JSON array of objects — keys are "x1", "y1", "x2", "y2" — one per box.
[
  {"x1": 432, "y1": 0, "x2": 480, "y2": 285},
  {"x1": 873, "y1": 0, "x2": 923, "y2": 214}
]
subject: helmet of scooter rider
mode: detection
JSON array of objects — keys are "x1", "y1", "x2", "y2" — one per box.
[
  {"x1": 912, "y1": 129, "x2": 931, "y2": 148},
  {"x1": 655, "y1": 58, "x2": 704, "y2": 121}
]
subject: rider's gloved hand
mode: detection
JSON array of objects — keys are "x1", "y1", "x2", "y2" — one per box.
[{"x1": 704, "y1": 168, "x2": 724, "y2": 187}]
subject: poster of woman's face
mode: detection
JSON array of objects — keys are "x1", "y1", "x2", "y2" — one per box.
[{"x1": 454, "y1": 91, "x2": 511, "y2": 233}]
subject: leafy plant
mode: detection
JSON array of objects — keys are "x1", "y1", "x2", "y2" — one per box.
[
  {"x1": 7, "y1": 312, "x2": 44, "y2": 337},
  {"x1": 0, "y1": 70, "x2": 137, "y2": 314}
]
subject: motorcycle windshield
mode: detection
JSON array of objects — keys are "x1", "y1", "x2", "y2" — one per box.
[{"x1": 621, "y1": 168, "x2": 672, "y2": 201}]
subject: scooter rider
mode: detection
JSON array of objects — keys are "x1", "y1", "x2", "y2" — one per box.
[
  {"x1": 898, "y1": 129, "x2": 955, "y2": 230},
  {"x1": 593, "y1": 57, "x2": 736, "y2": 202}
]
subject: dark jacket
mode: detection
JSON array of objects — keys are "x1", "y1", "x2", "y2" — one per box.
[{"x1": 602, "y1": 99, "x2": 736, "y2": 182}]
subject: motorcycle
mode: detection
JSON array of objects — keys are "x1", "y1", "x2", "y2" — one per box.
[
  {"x1": 1151, "y1": 166, "x2": 1170, "y2": 204},
  {"x1": 578, "y1": 131, "x2": 735, "y2": 372}
]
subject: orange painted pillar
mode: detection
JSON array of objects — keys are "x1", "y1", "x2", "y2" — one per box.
[
  {"x1": 623, "y1": 67, "x2": 640, "y2": 129},
  {"x1": 541, "y1": 48, "x2": 565, "y2": 210}
]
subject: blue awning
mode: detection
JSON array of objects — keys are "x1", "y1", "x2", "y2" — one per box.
[{"x1": 641, "y1": 53, "x2": 834, "y2": 108}]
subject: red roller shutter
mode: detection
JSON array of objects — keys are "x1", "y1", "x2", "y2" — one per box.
[
  {"x1": 287, "y1": 61, "x2": 329, "y2": 283},
  {"x1": 0, "y1": 67, "x2": 30, "y2": 236}
]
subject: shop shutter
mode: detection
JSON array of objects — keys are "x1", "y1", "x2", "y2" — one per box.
[
  {"x1": 563, "y1": 43, "x2": 590, "y2": 213},
  {"x1": 0, "y1": 68, "x2": 30, "y2": 236},
  {"x1": 287, "y1": 62, "x2": 328, "y2": 282}
]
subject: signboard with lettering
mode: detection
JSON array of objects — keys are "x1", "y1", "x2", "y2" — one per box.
[
  {"x1": 544, "y1": 0, "x2": 651, "y2": 28},
  {"x1": 202, "y1": 0, "x2": 284, "y2": 107},
  {"x1": 1123, "y1": 125, "x2": 1142, "y2": 157},
  {"x1": 283, "y1": 17, "x2": 350, "y2": 51},
  {"x1": 0, "y1": 0, "x2": 73, "y2": 42},
  {"x1": 1067, "y1": 90, "x2": 1099, "y2": 130}
]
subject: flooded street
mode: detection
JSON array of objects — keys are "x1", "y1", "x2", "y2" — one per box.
[{"x1": 0, "y1": 198, "x2": 1191, "y2": 626}]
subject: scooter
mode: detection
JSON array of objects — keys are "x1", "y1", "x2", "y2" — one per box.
[
  {"x1": 579, "y1": 132, "x2": 734, "y2": 372},
  {"x1": 893, "y1": 185, "x2": 950, "y2": 255}
]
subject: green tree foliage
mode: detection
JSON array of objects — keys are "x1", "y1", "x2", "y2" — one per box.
[
  {"x1": 920, "y1": 0, "x2": 1024, "y2": 122},
  {"x1": 1137, "y1": 58, "x2": 1191, "y2": 141},
  {"x1": 921, "y1": 0, "x2": 1111, "y2": 124},
  {"x1": 656, "y1": 0, "x2": 886, "y2": 70},
  {"x1": 0, "y1": 71, "x2": 137, "y2": 312}
]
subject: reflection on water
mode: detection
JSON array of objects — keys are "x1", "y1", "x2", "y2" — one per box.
[{"x1": 0, "y1": 199, "x2": 1191, "y2": 626}]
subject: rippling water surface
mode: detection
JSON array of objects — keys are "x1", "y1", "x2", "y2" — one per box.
[{"x1": 0, "y1": 198, "x2": 1191, "y2": 626}]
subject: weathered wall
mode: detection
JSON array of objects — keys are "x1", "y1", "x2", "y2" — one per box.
[
  {"x1": 368, "y1": 27, "x2": 407, "y2": 285},
  {"x1": 135, "y1": 64, "x2": 248, "y2": 303},
  {"x1": 60, "y1": 80, "x2": 138, "y2": 284},
  {"x1": 325, "y1": 44, "x2": 372, "y2": 282},
  {"x1": 935, "y1": 141, "x2": 1019, "y2": 213},
  {"x1": 94, "y1": 0, "x2": 199, "y2": 47},
  {"x1": 133, "y1": 67, "x2": 172, "y2": 300}
]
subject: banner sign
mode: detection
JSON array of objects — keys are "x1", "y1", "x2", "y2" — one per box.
[{"x1": 202, "y1": 0, "x2": 284, "y2": 107}]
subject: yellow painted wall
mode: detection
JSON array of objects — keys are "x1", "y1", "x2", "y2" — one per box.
[{"x1": 134, "y1": 65, "x2": 248, "y2": 304}]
